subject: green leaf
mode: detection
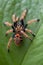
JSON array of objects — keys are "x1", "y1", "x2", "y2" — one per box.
[
  {"x1": 0, "y1": 0, "x2": 43, "y2": 65},
  {"x1": 22, "y1": 24, "x2": 43, "y2": 65}
]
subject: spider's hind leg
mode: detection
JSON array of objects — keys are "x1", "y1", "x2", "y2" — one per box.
[
  {"x1": 7, "y1": 37, "x2": 12, "y2": 52},
  {"x1": 5, "y1": 29, "x2": 13, "y2": 36},
  {"x1": 21, "y1": 31, "x2": 32, "y2": 41},
  {"x1": 25, "y1": 28, "x2": 35, "y2": 37},
  {"x1": 4, "y1": 22, "x2": 12, "y2": 27}
]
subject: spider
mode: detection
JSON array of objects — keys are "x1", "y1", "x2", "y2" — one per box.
[{"x1": 4, "y1": 9, "x2": 40, "y2": 52}]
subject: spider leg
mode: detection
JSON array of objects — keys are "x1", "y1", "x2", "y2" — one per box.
[
  {"x1": 21, "y1": 31, "x2": 32, "y2": 41},
  {"x1": 5, "y1": 29, "x2": 13, "y2": 36},
  {"x1": 25, "y1": 28, "x2": 35, "y2": 37},
  {"x1": 19, "y1": 9, "x2": 28, "y2": 28},
  {"x1": 12, "y1": 14, "x2": 19, "y2": 22},
  {"x1": 20, "y1": 9, "x2": 28, "y2": 20},
  {"x1": 27, "y1": 19, "x2": 40, "y2": 24},
  {"x1": 12, "y1": 14, "x2": 16, "y2": 22},
  {"x1": 4, "y1": 22, "x2": 12, "y2": 27},
  {"x1": 7, "y1": 37, "x2": 12, "y2": 52}
]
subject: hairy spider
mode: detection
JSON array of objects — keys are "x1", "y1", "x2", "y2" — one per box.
[{"x1": 4, "y1": 9, "x2": 40, "y2": 52}]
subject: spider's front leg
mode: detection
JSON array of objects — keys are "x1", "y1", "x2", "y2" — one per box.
[
  {"x1": 12, "y1": 14, "x2": 16, "y2": 22},
  {"x1": 27, "y1": 19, "x2": 40, "y2": 24},
  {"x1": 4, "y1": 22, "x2": 12, "y2": 27},
  {"x1": 7, "y1": 37, "x2": 12, "y2": 52},
  {"x1": 19, "y1": 9, "x2": 28, "y2": 28},
  {"x1": 12, "y1": 14, "x2": 19, "y2": 24},
  {"x1": 21, "y1": 31, "x2": 32, "y2": 41},
  {"x1": 20, "y1": 9, "x2": 28, "y2": 20},
  {"x1": 5, "y1": 29, "x2": 13, "y2": 36},
  {"x1": 25, "y1": 28, "x2": 35, "y2": 37}
]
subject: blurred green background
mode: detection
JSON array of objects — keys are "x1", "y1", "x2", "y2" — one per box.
[{"x1": 0, "y1": 0, "x2": 43, "y2": 65}]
